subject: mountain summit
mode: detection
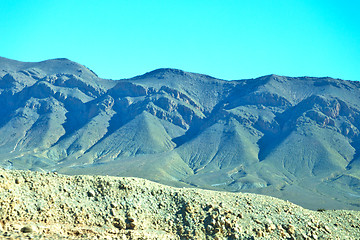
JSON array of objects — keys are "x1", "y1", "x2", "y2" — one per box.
[{"x1": 0, "y1": 57, "x2": 359, "y2": 210}]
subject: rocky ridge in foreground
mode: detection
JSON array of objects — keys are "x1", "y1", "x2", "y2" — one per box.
[{"x1": 0, "y1": 169, "x2": 359, "y2": 239}]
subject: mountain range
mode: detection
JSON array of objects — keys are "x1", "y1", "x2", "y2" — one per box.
[{"x1": 0, "y1": 56, "x2": 359, "y2": 210}]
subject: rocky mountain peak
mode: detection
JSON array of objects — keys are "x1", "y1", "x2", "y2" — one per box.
[
  {"x1": 134, "y1": 68, "x2": 189, "y2": 80},
  {"x1": 133, "y1": 68, "x2": 219, "y2": 82}
]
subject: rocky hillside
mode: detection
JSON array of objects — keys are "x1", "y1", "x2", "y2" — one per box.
[
  {"x1": 0, "y1": 168, "x2": 359, "y2": 239},
  {"x1": 1, "y1": 56, "x2": 360, "y2": 210}
]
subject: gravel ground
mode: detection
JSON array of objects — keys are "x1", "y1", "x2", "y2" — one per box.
[{"x1": 0, "y1": 168, "x2": 359, "y2": 239}]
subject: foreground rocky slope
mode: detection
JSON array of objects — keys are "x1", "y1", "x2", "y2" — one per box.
[
  {"x1": 0, "y1": 169, "x2": 359, "y2": 239},
  {"x1": 1, "y1": 56, "x2": 360, "y2": 210}
]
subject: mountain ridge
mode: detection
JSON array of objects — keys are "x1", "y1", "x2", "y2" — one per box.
[{"x1": 0, "y1": 56, "x2": 359, "y2": 210}]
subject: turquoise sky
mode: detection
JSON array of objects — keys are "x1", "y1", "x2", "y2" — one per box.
[{"x1": 1, "y1": 0, "x2": 359, "y2": 80}]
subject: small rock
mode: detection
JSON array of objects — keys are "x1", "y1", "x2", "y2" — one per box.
[
  {"x1": 323, "y1": 225, "x2": 331, "y2": 233},
  {"x1": 233, "y1": 224, "x2": 242, "y2": 232},
  {"x1": 286, "y1": 224, "x2": 295, "y2": 235},
  {"x1": 232, "y1": 233, "x2": 239, "y2": 239},
  {"x1": 109, "y1": 208, "x2": 115, "y2": 216},
  {"x1": 125, "y1": 216, "x2": 137, "y2": 230},
  {"x1": 20, "y1": 226, "x2": 33, "y2": 233},
  {"x1": 113, "y1": 218, "x2": 126, "y2": 230},
  {"x1": 206, "y1": 224, "x2": 214, "y2": 232},
  {"x1": 110, "y1": 202, "x2": 118, "y2": 208},
  {"x1": 266, "y1": 223, "x2": 276, "y2": 232},
  {"x1": 126, "y1": 221, "x2": 136, "y2": 230},
  {"x1": 254, "y1": 228, "x2": 264, "y2": 237},
  {"x1": 213, "y1": 228, "x2": 220, "y2": 233},
  {"x1": 224, "y1": 219, "x2": 232, "y2": 228},
  {"x1": 280, "y1": 229, "x2": 287, "y2": 238},
  {"x1": 87, "y1": 190, "x2": 95, "y2": 197},
  {"x1": 254, "y1": 218, "x2": 262, "y2": 224}
]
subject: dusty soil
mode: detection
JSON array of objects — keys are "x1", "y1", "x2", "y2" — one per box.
[{"x1": 0, "y1": 168, "x2": 359, "y2": 239}]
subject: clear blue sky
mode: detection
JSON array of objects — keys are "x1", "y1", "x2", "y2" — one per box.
[{"x1": 0, "y1": 0, "x2": 359, "y2": 80}]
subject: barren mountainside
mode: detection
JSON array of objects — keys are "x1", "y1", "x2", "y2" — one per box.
[{"x1": 0, "y1": 56, "x2": 360, "y2": 210}]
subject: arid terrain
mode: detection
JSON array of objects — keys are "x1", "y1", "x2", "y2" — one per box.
[
  {"x1": 0, "y1": 168, "x2": 359, "y2": 239},
  {"x1": 1, "y1": 57, "x2": 360, "y2": 211}
]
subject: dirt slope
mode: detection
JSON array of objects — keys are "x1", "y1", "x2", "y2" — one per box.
[{"x1": 0, "y1": 169, "x2": 359, "y2": 239}]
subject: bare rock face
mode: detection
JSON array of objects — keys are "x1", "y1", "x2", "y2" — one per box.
[
  {"x1": 0, "y1": 57, "x2": 360, "y2": 211},
  {"x1": 0, "y1": 169, "x2": 359, "y2": 239}
]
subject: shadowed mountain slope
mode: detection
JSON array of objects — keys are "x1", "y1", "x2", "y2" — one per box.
[{"x1": 1, "y1": 57, "x2": 360, "y2": 210}]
